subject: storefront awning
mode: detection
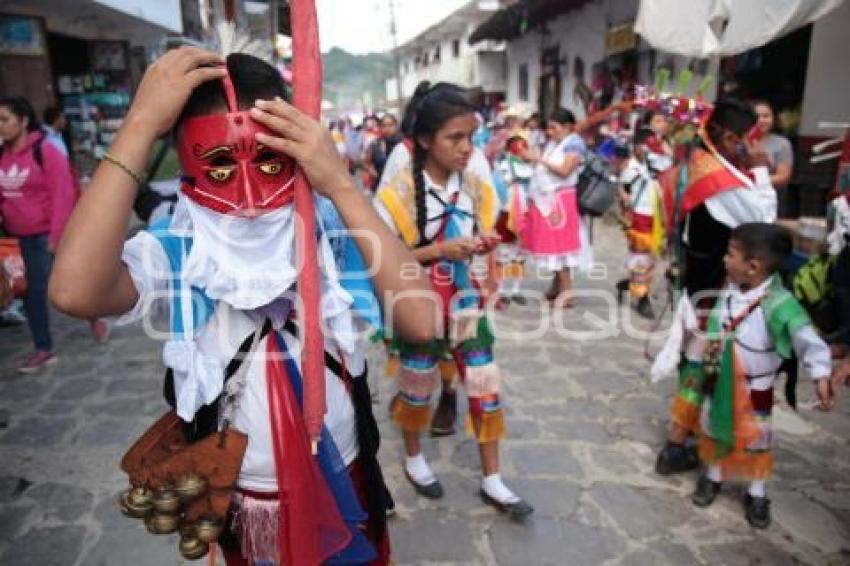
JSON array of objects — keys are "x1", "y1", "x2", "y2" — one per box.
[
  {"x1": 2, "y1": 0, "x2": 182, "y2": 45},
  {"x1": 469, "y1": 0, "x2": 592, "y2": 44},
  {"x1": 634, "y1": 0, "x2": 844, "y2": 57}
]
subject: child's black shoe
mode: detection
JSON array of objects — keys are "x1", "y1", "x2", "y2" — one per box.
[
  {"x1": 636, "y1": 296, "x2": 655, "y2": 320},
  {"x1": 691, "y1": 474, "x2": 721, "y2": 507},
  {"x1": 744, "y1": 494, "x2": 771, "y2": 529},
  {"x1": 616, "y1": 279, "x2": 629, "y2": 305},
  {"x1": 655, "y1": 441, "x2": 699, "y2": 475}
]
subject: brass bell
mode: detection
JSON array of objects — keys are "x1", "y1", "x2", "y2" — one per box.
[
  {"x1": 179, "y1": 535, "x2": 210, "y2": 560},
  {"x1": 195, "y1": 516, "x2": 224, "y2": 543},
  {"x1": 145, "y1": 511, "x2": 180, "y2": 535},
  {"x1": 152, "y1": 487, "x2": 181, "y2": 514},
  {"x1": 180, "y1": 522, "x2": 197, "y2": 539},
  {"x1": 174, "y1": 473, "x2": 208, "y2": 501},
  {"x1": 119, "y1": 487, "x2": 153, "y2": 519}
]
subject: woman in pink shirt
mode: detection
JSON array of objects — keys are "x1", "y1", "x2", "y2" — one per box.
[{"x1": 0, "y1": 97, "x2": 75, "y2": 372}]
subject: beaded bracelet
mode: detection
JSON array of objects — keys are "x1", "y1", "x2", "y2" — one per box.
[{"x1": 102, "y1": 151, "x2": 144, "y2": 185}]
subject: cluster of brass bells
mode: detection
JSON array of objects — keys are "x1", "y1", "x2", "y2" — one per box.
[
  {"x1": 118, "y1": 473, "x2": 222, "y2": 560},
  {"x1": 703, "y1": 343, "x2": 722, "y2": 377},
  {"x1": 178, "y1": 519, "x2": 225, "y2": 560}
]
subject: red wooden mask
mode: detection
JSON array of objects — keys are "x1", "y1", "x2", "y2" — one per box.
[{"x1": 177, "y1": 72, "x2": 296, "y2": 215}]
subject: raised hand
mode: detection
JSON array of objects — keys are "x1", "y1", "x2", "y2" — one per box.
[
  {"x1": 125, "y1": 47, "x2": 226, "y2": 139},
  {"x1": 249, "y1": 98, "x2": 352, "y2": 197}
]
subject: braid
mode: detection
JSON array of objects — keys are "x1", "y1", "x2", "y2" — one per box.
[
  {"x1": 412, "y1": 143, "x2": 428, "y2": 246},
  {"x1": 401, "y1": 80, "x2": 476, "y2": 247}
]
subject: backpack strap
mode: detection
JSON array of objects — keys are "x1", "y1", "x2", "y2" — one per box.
[
  {"x1": 281, "y1": 318, "x2": 367, "y2": 382},
  {"x1": 33, "y1": 134, "x2": 45, "y2": 170}
]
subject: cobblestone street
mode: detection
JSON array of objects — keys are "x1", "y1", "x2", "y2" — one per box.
[{"x1": 1, "y1": 221, "x2": 848, "y2": 565}]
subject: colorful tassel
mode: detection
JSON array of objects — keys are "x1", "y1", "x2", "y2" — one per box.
[
  {"x1": 392, "y1": 397, "x2": 432, "y2": 432},
  {"x1": 385, "y1": 354, "x2": 401, "y2": 380},
  {"x1": 698, "y1": 437, "x2": 773, "y2": 481},
  {"x1": 669, "y1": 360, "x2": 705, "y2": 433},
  {"x1": 233, "y1": 492, "x2": 280, "y2": 565},
  {"x1": 465, "y1": 411, "x2": 506, "y2": 444}
]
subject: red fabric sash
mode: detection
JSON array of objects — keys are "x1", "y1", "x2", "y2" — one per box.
[
  {"x1": 660, "y1": 147, "x2": 742, "y2": 228},
  {"x1": 427, "y1": 191, "x2": 462, "y2": 323},
  {"x1": 265, "y1": 335, "x2": 351, "y2": 565}
]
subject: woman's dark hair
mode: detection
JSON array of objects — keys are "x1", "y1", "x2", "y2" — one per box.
[
  {"x1": 403, "y1": 81, "x2": 476, "y2": 244},
  {"x1": 548, "y1": 107, "x2": 576, "y2": 126},
  {"x1": 43, "y1": 106, "x2": 64, "y2": 127},
  {"x1": 0, "y1": 96, "x2": 41, "y2": 133},
  {"x1": 379, "y1": 113, "x2": 398, "y2": 125},
  {"x1": 177, "y1": 53, "x2": 288, "y2": 125},
  {"x1": 730, "y1": 222, "x2": 793, "y2": 274}
]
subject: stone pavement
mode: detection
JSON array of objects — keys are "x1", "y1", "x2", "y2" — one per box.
[{"x1": 0, "y1": 220, "x2": 848, "y2": 566}]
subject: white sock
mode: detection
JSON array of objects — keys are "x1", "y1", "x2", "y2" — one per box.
[
  {"x1": 706, "y1": 465, "x2": 722, "y2": 483},
  {"x1": 405, "y1": 453, "x2": 437, "y2": 486},
  {"x1": 497, "y1": 279, "x2": 508, "y2": 294},
  {"x1": 749, "y1": 480, "x2": 766, "y2": 498},
  {"x1": 509, "y1": 279, "x2": 521, "y2": 295},
  {"x1": 481, "y1": 473, "x2": 520, "y2": 504}
]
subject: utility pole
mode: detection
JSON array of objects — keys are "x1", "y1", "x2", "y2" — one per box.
[{"x1": 388, "y1": 0, "x2": 404, "y2": 111}]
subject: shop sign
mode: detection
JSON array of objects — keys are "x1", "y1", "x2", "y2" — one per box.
[
  {"x1": 0, "y1": 15, "x2": 45, "y2": 56},
  {"x1": 606, "y1": 22, "x2": 636, "y2": 55}
]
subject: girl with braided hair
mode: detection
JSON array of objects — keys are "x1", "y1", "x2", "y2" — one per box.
[{"x1": 375, "y1": 81, "x2": 533, "y2": 518}]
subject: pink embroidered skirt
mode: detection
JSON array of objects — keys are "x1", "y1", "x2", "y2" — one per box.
[{"x1": 520, "y1": 187, "x2": 586, "y2": 270}]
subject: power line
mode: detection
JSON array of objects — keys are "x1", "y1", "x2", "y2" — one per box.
[{"x1": 388, "y1": 0, "x2": 404, "y2": 106}]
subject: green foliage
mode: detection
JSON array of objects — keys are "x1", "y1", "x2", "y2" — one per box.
[{"x1": 322, "y1": 47, "x2": 393, "y2": 109}]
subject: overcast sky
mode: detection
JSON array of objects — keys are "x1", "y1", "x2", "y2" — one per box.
[{"x1": 316, "y1": 0, "x2": 470, "y2": 54}]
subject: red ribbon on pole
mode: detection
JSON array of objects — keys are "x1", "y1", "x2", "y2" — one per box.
[{"x1": 289, "y1": 0, "x2": 325, "y2": 447}]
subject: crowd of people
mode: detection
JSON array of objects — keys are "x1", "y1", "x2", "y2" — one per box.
[{"x1": 1, "y1": 38, "x2": 847, "y2": 565}]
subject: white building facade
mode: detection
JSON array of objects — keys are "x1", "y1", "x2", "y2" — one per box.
[
  {"x1": 386, "y1": 1, "x2": 508, "y2": 106},
  {"x1": 488, "y1": 0, "x2": 719, "y2": 121}
]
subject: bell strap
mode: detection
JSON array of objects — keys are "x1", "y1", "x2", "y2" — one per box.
[
  {"x1": 281, "y1": 318, "x2": 367, "y2": 388},
  {"x1": 721, "y1": 294, "x2": 764, "y2": 334},
  {"x1": 219, "y1": 318, "x2": 275, "y2": 430}
]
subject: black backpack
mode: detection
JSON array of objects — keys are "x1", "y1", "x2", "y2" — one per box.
[
  {"x1": 576, "y1": 153, "x2": 619, "y2": 217},
  {"x1": 132, "y1": 139, "x2": 178, "y2": 224}
]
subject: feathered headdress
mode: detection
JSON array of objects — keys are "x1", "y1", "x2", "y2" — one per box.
[{"x1": 211, "y1": 20, "x2": 271, "y2": 60}]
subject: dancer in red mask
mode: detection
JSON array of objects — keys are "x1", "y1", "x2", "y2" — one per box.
[{"x1": 50, "y1": 43, "x2": 436, "y2": 565}]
